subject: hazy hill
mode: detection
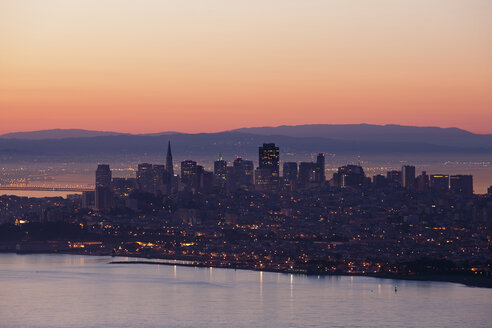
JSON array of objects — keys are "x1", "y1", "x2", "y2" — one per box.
[
  {"x1": 0, "y1": 124, "x2": 491, "y2": 163},
  {"x1": 0, "y1": 129, "x2": 126, "y2": 139},
  {"x1": 232, "y1": 124, "x2": 492, "y2": 149}
]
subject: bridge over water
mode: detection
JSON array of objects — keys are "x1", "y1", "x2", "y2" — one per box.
[{"x1": 0, "y1": 186, "x2": 94, "y2": 192}]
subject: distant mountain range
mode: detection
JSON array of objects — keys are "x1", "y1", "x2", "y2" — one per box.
[
  {"x1": 0, "y1": 124, "x2": 491, "y2": 162},
  {"x1": 0, "y1": 129, "x2": 127, "y2": 139}
]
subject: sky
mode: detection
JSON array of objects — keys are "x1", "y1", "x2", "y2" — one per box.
[{"x1": 1, "y1": 0, "x2": 491, "y2": 134}]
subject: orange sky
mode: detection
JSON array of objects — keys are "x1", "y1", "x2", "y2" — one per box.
[{"x1": 1, "y1": 0, "x2": 491, "y2": 134}]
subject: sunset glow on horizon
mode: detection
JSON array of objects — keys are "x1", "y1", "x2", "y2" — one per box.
[{"x1": 1, "y1": 0, "x2": 491, "y2": 134}]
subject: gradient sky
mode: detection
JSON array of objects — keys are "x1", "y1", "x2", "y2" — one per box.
[{"x1": 1, "y1": 0, "x2": 491, "y2": 134}]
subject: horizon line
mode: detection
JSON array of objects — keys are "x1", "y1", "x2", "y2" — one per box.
[{"x1": 2, "y1": 123, "x2": 492, "y2": 136}]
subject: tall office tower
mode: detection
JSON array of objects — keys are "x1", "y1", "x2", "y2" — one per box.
[
  {"x1": 402, "y1": 165, "x2": 416, "y2": 189},
  {"x1": 152, "y1": 164, "x2": 167, "y2": 194},
  {"x1": 416, "y1": 171, "x2": 430, "y2": 191},
  {"x1": 214, "y1": 155, "x2": 227, "y2": 190},
  {"x1": 430, "y1": 174, "x2": 450, "y2": 193},
  {"x1": 315, "y1": 153, "x2": 325, "y2": 182},
  {"x1": 488, "y1": 185, "x2": 492, "y2": 195},
  {"x1": 136, "y1": 163, "x2": 154, "y2": 193},
  {"x1": 283, "y1": 162, "x2": 298, "y2": 181},
  {"x1": 372, "y1": 174, "x2": 387, "y2": 188},
  {"x1": 181, "y1": 160, "x2": 198, "y2": 188},
  {"x1": 230, "y1": 157, "x2": 254, "y2": 190},
  {"x1": 450, "y1": 175, "x2": 473, "y2": 196},
  {"x1": 256, "y1": 143, "x2": 280, "y2": 190},
  {"x1": 334, "y1": 165, "x2": 365, "y2": 188},
  {"x1": 111, "y1": 177, "x2": 136, "y2": 198},
  {"x1": 282, "y1": 162, "x2": 298, "y2": 190},
  {"x1": 95, "y1": 164, "x2": 112, "y2": 210},
  {"x1": 298, "y1": 162, "x2": 317, "y2": 185},
  {"x1": 386, "y1": 170, "x2": 402, "y2": 186},
  {"x1": 243, "y1": 160, "x2": 254, "y2": 186},
  {"x1": 166, "y1": 141, "x2": 173, "y2": 177},
  {"x1": 82, "y1": 190, "x2": 95, "y2": 209},
  {"x1": 200, "y1": 171, "x2": 214, "y2": 193}
]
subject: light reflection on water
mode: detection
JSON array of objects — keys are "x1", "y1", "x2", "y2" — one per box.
[{"x1": 0, "y1": 254, "x2": 490, "y2": 328}]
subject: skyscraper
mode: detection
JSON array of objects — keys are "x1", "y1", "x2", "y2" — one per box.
[
  {"x1": 450, "y1": 175, "x2": 473, "y2": 196},
  {"x1": 283, "y1": 162, "x2": 298, "y2": 190},
  {"x1": 95, "y1": 164, "x2": 112, "y2": 210},
  {"x1": 230, "y1": 157, "x2": 254, "y2": 190},
  {"x1": 430, "y1": 174, "x2": 450, "y2": 193},
  {"x1": 416, "y1": 171, "x2": 430, "y2": 191},
  {"x1": 335, "y1": 165, "x2": 365, "y2": 188},
  {"x1": 166, "y1": 141, "x2": 173, "y2": 175},
  {"x1": 315, "y1": 153, "x2": 325, "y2": 182},
  {"x1": 181, "y1": 160, "x2": 198, "y2": 188},
  {"x1": 256, "y1": 143, "x2": 280, "y2": 191},
  {"x1": 214, "y1": 155, "x2": 227, "y2": 190},
  {"x1": 402, "y1": 165, "x2": 416, "y2": 189},
  {"x1": 298, "y1": 162, "x2": 317, "y2": 185},
  {"x1": 136, "y1": 163, "x2": 154, "y2": 193}
]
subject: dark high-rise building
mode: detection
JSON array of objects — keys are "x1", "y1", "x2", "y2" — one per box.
[
  {"x1": 200, "y1": 171, "x2": 214, "y2": 193},
  {"x1": 166, "y1": 141, "x2": 174, "y2": 193},
  {"x1": 214, "y1": 155, "x2": 227, "y2": 190},
  {"x1": 111, "y1": 177, "x2": 136, "y2": 198},
  {"x1": 96, "y1": 164, "x2": 112, "y2": 188},
  {"x1": 136, "y1": 163, "x2": 154, "y2": 193},
  {"x1": 283, "y1": 162, "x2": 298, "y2": 181},
  {"x1": 430, "y1": 174, "x2": 450, "y2": 193},
  {"x1": 152, "y1": 164, "x2": 167, "y2": 194},
  {"x1": 259, "y1": 143, "x2": 280, "y2": 170},
  {"x1": 230, "y1": 157, "x2": 254, "y2": 190},
  {"x1": 82, "y1": 190, "x2": 95, "y2": 209},
  {"x1": 95, "y1": 164, "x2": 112, "y2": 210},
  {"x1": 450, "y1": 175, "x2": 473, "y2": 196},
  {"x1": 402, "y1": 165, "x2": 416, "y2": 189},
  {"x1": 416, "y1": 171, "x2": 430, "y2": 191},
  {"x1": 315, "y1": 153, "x2": 325, "y2": 182},
  {"x1": 372, "y1": 174, "x2": 387, "y2": 188},
  {"x1": 488, "y1": 185, "x2": 492, "y2": 195},
  {"x1": 334, "y1": 165, "x2": 365, "y2": 188},
  {"x1": 387, "y1": 170, "x2": 402, "y2": 186},
  {"x1": 166, "y1": 141, "x2": 173, "y2": 177},
  {"x1": 298, "y1": 162, "x2": 317, "y2": 185},
  {"x1": 181, "y1": 160, "x2": 197, "y2": 188},
  {"x1": 283, "y1": 162, "x2": 298, "y2": 190},
  {"x1": 256, "y1": 143, "x2": 280, "y2": 190}
]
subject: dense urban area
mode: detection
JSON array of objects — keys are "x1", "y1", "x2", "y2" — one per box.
[{"x1": 1, "y1": 142, "x2": 491, "y2": 287}]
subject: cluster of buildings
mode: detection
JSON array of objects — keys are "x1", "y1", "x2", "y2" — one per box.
[
  {"x1": 0, "y1": 141, "x2": 491, "y2": 282},
  {"x1": 84, "y1": 142, "x2": 476, "y2": 211}
]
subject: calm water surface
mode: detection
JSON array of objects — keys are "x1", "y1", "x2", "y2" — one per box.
[{"x1": 0, "y1": 254, "x2": 490, "y2": 328}]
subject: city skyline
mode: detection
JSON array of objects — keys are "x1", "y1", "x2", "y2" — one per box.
[{"x1": 1, "y1": 0, "x2": 491, "y2": 134}]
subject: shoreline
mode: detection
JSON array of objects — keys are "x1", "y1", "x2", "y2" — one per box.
[
  {"x1": 108, "y1": 259, "x2": 492, "y2": 289},
  {"x1": 4, "y1": 250, "x2": 489, "y2": 288}
]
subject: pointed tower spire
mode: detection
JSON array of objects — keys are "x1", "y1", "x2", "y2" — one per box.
[{"x1": 166, "y1": 141, "x2": 173, "y2": 176}]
